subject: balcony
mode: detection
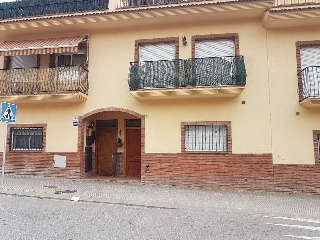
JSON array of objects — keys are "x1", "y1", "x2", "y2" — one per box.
[
  {"x1": 128, "y1": 56, "x2": 246, "y2": 99},
  {"x1": 0, "y1": 0, "x2": 109, "y2": 20},
  {"x1": 0, "y1": 66, "x2": 88, "y2": 103},
  {"x1": 298, "y1": 66, "x2": 320, "y2": 107}
]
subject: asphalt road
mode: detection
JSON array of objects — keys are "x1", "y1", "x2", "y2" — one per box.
[{"x1": 1, "y1": 194, "x2": 320, "y2": 240}]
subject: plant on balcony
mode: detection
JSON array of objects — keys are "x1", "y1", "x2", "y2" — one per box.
[{"x1": 0, "y1": 0, "x2": 109, "y2": 20}]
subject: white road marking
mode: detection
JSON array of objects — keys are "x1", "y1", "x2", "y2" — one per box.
[
  {"x1": 266, "y1": 222, "x2": 320, "y2": 231},
  {"x1": 264, "y1": 216, "x2": 320, "y2": 224},
  {"x1": 284, "y1": 235, "x2": 320, "y2": 239}
]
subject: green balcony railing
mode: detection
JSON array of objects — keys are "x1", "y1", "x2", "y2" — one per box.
[
  {"x1": 0, "y1": 0, "x2": 109, "y2": 20},
  {"x1": 0, "y1": 65, "x2": 88, "y2": 96},
  {"x1": 128, "y1": 56, "x2": 246, "y2": 90}
]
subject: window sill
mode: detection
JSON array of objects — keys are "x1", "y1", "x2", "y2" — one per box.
[
  {"x1": 183, "y1": 151, "x2": 231, "y2": 154},
  {"x1": 10, "y1": 150, "x2": 43, "y2": 153}
]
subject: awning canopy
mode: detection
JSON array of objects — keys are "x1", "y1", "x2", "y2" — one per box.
[{"x1": 0, "y1": 35, "x2": 87, "y2": 56}]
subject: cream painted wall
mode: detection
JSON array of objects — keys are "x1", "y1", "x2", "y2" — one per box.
[
  {"x1": 84, "y1": 19, "x2": 272, "y2": 154},
  {"x1": 13, "y1": 103, "x2": 83, "y2": 152},
  {"x1": 267, "y1": 27, "x2": 320, "y2": 164},
  {"x1": 0, "y1": 18, "x2": 272, "y2": 156}
]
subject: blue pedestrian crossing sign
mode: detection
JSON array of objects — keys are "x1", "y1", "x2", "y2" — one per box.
[{"x1": 1, "y1": 102, "x2": 16, "y2": 123}]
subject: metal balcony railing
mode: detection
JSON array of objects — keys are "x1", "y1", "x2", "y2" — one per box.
[
  {"x1": 0, "y1": 65, "x2": 88, "y2": 96},
  {"x1": 273, "y1": 0, "x2": 320, "y2": 7},
  {"x1": 0, "y1": 0, "x2": 109, "y2": 20},
  {"x1": 119, "y1": 0, "x2": 185, "y2": 8},
  {"x1": 298, "y1": 66, "x2": 320, "y2": 100},
  {"x1": 128, "y1": 56, "x2": 246, "y2": 90}
]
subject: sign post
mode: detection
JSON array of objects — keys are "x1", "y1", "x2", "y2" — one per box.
[{"x1": 1, "y1": 102, "x2": 16, "y2": 188}]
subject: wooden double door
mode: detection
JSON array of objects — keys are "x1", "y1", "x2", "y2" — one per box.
[{"x1": 96, "y1": 123, "x2": 141, "y2": 176}]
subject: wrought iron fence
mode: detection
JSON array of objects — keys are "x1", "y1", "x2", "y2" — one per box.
[
  {"x1": 273, "y1": 0, "x2": 320, "y2": 6},
  {"x1": 128, "y1": 56, "x2": 246, "y2": 90},
  {"x1": 0, "y1": 65, "x2": 88, "y2": 95},
  {"x1": 0, "y1": 0, "x2": 109, "y2": 20},
  {"x1": 119, "y1": 0, "x2": 184, "y2": 8},
  {"x1": 298, "y1": 66, "x2": 320, "y2": 100}
]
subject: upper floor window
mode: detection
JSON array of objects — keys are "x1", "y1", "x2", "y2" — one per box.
[
  {"x1": 4, "y1": 54, "x2": 39, "y2": 70},
  {"x1": 300, "y1": 46, "x2": 320, "y2": 70},
  {"x1": 139, "y1": 43, "x2": 176, "y2": 62},
  {"x1": 134, "y1": 38, "x2": 179, "y2": 88},
  {"x1": 193, "y1": 35, "x2": 238, "y2": 86},
  {"x1": 297, "y1": 44, "x2": 320, "y2": 100},
  {"x1": 195, "y1": 39, "x2": 235, "y2": 58},
  {"x1": 55, "y1": 49, "x2": 86, "y2": 67}
]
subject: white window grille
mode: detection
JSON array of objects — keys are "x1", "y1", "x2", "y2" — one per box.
[{"x1": 185, "y1": 125, "x2": 227, "y2": 152}]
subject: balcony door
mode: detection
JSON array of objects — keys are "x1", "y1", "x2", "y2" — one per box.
[
  {"x1": 139, "y1": 43, "x2": 176, "y2": 88},
  {"x1": 300, "y1": 47, "x2": 320, "y2": 98},
  {"x1": 195, "y1": 39, "x2": 235, "y2": 86}
]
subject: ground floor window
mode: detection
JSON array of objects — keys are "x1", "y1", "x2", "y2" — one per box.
[
  {"x1": 182, "y1": 121, "x2": 231, "y2": 153},
  {"x1": 10, "y1": 127, "x2": 43, "y2": 151}
]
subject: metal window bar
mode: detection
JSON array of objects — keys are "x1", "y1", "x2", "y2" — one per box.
[
  {"x1": 297, "y1": 66, "x2": 320, "y2": 101},
  {"x1": 128, "y1": 56, "x2": 246, "y2": 90},
  {"x1": 185, "y1": 125, "x2": 227, "y2": 152},
  {"x1": 11, "y1": 127, "x2": 43, "y2": 151}
]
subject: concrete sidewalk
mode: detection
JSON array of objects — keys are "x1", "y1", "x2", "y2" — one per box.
[{"x1": 1, "y1": 175, "x2": 320, "y2": 217}]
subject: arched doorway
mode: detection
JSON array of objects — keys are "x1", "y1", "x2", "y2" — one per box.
[{"x1": 78, "y1": 108, "x2": 144, "y2": 178}]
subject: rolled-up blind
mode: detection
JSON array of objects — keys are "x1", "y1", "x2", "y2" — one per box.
[
  {"x1": 139, "y1": 43, "x2": 176, "y2": 62},
  {"x1": 195, "y1": 39, "x2": 235, "y2": 58},
  {"x1": 300, "y1": 47, "x2": 320, "y2": 70}
]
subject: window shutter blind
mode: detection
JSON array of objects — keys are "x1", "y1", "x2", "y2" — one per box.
[
  {"x1": 195, "y1": 39, "x2": 235, "y2": 58},
  {"x1": 300, "y1": 47, "x2": 320, "y2": 70},
  {"x1": 139, "y1": 43, "x2": 175, "y2": 62},
  {"x1": 10, "y1": 55, "x2": 38, "y2": 69}
]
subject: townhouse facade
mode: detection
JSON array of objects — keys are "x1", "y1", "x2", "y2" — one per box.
[{"x1": 0, "y1": 0, "x2": 319, "y2": 194}]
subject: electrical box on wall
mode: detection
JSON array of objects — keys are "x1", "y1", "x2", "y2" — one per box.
[{"x1": 53, "y1": 154, "x2": 67, "y2": 168}]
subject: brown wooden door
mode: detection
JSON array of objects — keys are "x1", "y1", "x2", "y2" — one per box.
[
  {"x1": 126, "y1": 128, "x2": 141, "y2": 176},
  {"x1": 97, "y1": 128, "x2": 117, "y2": 176}
]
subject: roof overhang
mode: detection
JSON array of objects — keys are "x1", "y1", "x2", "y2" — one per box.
[
  {"x1": 263, "y1": 5, "x2": 320, "y2": 28},
  {"x1": 0, "y1": 35, "x2": 88, "y2": 56},
  {"x1": 0, "y1": 0, "x2": 274, "y2": 34}
]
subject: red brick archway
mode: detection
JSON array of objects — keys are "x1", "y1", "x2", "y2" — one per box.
[{"x1": 77, "y1": 107, "x2": 145, "y2": 177}]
